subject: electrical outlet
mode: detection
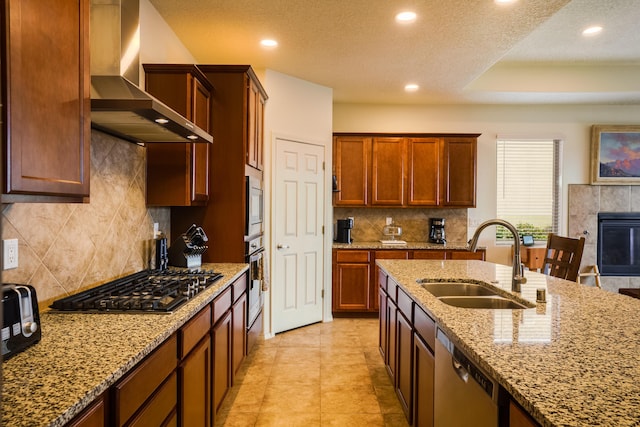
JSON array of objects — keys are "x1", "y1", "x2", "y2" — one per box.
[{"x1": 3, "y1": 239, "x2": 19, "y2": 270}]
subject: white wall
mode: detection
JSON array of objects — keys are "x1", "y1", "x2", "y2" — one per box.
[
  {"x1": 334, "y1": 103, "x2": 640, "y2": 264},
  {"x1": 262, "y1": 70, "x2": 333, "y2": 336}
]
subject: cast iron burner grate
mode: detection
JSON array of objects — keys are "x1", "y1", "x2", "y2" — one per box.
[{"x1": 50, "y1": 269, "x2": 223, "y2": 314}]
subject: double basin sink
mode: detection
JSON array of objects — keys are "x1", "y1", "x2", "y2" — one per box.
[{"x1": 417, "y1": 281, "x2": 535, "y2": 309}]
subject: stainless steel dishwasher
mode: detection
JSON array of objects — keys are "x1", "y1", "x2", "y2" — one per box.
[{"x1": 434, "y1": 327, "x2": 499, "y2": 427}]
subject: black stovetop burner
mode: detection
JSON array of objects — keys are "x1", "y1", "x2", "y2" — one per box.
[{"x1": 50, "y1": 269, "x2": 223, "y2": 314}]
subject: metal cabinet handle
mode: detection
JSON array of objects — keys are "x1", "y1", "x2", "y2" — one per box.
[{"x1": 277, "y1": 244, "x2": 290, "y2": 249}]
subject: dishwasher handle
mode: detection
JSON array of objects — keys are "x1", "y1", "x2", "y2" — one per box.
[{"x1": 452, "y1": 358, "x2": 470, "y2": 383}]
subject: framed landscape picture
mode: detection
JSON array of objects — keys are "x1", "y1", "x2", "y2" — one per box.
[{"x1": 591, "y1": 125, "x2": 640, "y2": 185}]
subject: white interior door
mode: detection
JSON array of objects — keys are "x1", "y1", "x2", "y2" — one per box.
[{"x1": 273, "y1": 137, "x2": 325, "y2": 333}]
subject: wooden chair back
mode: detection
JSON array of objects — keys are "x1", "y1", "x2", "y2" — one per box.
[{"x1": 543, "y1": 233, "x2": 586, "y2": 282}]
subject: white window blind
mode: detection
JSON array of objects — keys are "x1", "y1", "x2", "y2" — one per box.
[{"x1": 496, "y1": 138, "x2": 561, "y2": 242}]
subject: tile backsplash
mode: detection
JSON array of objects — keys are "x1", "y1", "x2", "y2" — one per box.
[
  {"x1": 1, "y1": 131, "x2": 170, "y2": 308},
  {"x1": 333, "y1": 207, "x2": 468, "y2": 243}
]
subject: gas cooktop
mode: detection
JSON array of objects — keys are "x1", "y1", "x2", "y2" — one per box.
[{"x1": 50, "y1": 269, "x2": 223, "y2": 314}]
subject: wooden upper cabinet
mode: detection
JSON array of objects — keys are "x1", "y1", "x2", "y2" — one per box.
[
  {"x1": 333, "y1": 133, "x2": 478, "y2": 208},
  {"x1": 371, "y1": 138, "x2": 405, "y2": 205},
  {"x1": 1, "y1": 0, "x2": 90, "y2": 202},
  {"x1": 246, "y1": 78, "x2": 266, "y2": 170},
  {"x1": 407, "y1": 138, "x2": 440, "y2": 206},
  {"x1": 143, "y1": 64, "x2": 213, "y2": 206},
  {"x1": 442, "y1": 137, "x2": 477, "y2": 207},
  {"x1": 333, "y1": 136, "x2": 370, "y2": 206}
]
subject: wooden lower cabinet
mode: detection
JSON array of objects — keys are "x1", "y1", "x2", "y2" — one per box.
[
  {"x1": 333, "y1": 248, "x2": 485, "y2": 313},
  {"x1": 413, "y1": 334, "x2": 435, "y2": 427},
  {"x1": 180, "y1": 338, "x2": 211, "y2": 427},
  {"x1": 510, "y1": 400, "x2": 541, "y2": 427},
  {"x1": 213, "y1": 310, "x2": 232, "y2": 414},
  {"x1": 64, "y1": 273, "x2": 251, "y2": 427},
  {"x1": 395, "y1": 301, "x2": 413, "y2": 421}
]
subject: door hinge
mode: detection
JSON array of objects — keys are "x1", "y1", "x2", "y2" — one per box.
[
  {"x1": 322, "y1": 161, "x2": 325, "y2": 170},
  {"x1": 322, "y1": 226, "x2": 324, "y2": 234},
  {"x1": 321, "y1": 289, "x2": 325, "y2": 298}
]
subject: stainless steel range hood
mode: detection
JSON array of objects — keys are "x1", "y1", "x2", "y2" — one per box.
[{"x1": 90, "y1": 0, "x2": 212, "y2": 144}]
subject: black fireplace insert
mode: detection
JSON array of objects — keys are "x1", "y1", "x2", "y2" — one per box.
[{"x1": 598, "y1": 212, "x2": 640, "y2": 276}]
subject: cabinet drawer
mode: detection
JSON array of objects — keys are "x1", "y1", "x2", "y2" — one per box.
[
  {"x1": 180, "y1": 305, "x2": 211, "y2": 358},
  {"x1": 336, "y1": 250, "x2": 370, "y2": 263},
  {"x1": 414, "y1": 305, "x2": 436, "y2": 351},
  {"x1": 387, "y1": 278, "x2": 398, "y2": 303},
  {"x1": 114, "y1": 335, "x2": 177, "y2": 426},
  {"x1": 233, "y1": 273, "x2": 248, "y2": 303},
  {"x1": 213, "y1": 287, "x2": 232, "y2": 325},
  {"x1": 128, "y1": 372, "x2": 177, "y2": 427},
  {"x1": 397, "y1": 287, "x2": 413, "y2": 320},
  {"x1": 412, "y1": 250, "x2": 446, "y2": 260},
  {"x1": 375, "y1": 250, "x2": 409, "y2": 260}
]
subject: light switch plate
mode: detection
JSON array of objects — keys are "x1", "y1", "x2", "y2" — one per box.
[{"x1": 3, "y1": 239, "x2": 19, "y2": 270}]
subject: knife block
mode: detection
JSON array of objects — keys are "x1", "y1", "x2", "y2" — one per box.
[{"x1": 168, "y1": 235, "x2": 207, "y2": 269}]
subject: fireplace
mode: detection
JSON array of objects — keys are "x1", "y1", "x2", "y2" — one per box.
[{"x1": 598, "y1": 212, "x2": 640, "y2": 276}]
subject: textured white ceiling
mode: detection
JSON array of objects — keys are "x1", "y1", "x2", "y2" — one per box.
[{"x1": 148, "y1": 0, "x2": 640, "y2": 104}]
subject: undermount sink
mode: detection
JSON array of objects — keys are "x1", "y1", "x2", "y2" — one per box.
[
  {"x1": 420, "y1": 282, "x2": 499, "y2": 297},
  {"x1": 437, "y1": 296, "x2": 530, "y2": 309},
  {"x1": 416, "y1": 280, "x2": 534, "y2": 309}
]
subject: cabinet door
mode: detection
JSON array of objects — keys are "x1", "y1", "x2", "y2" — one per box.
[
  {"x1": 180, "y1": 338, "x2": 212, "y2": 427},
  {"x1": 212, "y1": 310, "x2": 232, "y2": 414},
  {"x1": 371, "y1": 137, "x2": 405, "y2": 205},
  {"x1": 407, "y1": 138, "x2": 440, "y2": 206},
  {"x1": 333, "y1": 262, "x2": 371, "y2": 311},
  {"x1": 442, "y1": 137, "x2": 476, "y2": 207},
  {"x1": 449, "y1": 250, "x2": 485, "y2": 260},
  {"x1": 232, "y1": 292, "x2": 247, "y2": 377},
  {"x1": 246, "y1": 78, "x2": 265, "y2": 170},
  {"x1": 413, "y1": 334, "x2": 435, "y2": 427},
  {"x1": 191, "y1": 76, "x2": 211, "y2": 203},
  {"x1": 3, "y1": 0, "x2": 90, "y2": 201},
  {"x1": 510, "y1": 400, "x2": 540, "y2": 427},
  {"x1": 372, "y1": 251, "x2": 408, "y2": 310},
  {"x1": 333, "y1": 136, "x2": 370, "y2": 206},
  {"x1": 396, "y1": 311, "x2": 413, "y2": 422}
]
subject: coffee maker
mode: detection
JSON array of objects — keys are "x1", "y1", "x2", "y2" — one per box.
[
  {"x1": 429, "y1": 218, "x2": 446, "y2": 244},
  {"x1": 335, "y1": 218, "x2": 354, "y2": 243}
]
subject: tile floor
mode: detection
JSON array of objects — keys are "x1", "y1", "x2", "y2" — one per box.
[{"x1": 215, "y1": 318, "x2": 410, "y2": 426}]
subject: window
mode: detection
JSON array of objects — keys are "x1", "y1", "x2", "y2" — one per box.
[{"x1": 496, "y1": 138, "x2": 561, "y2": 243}]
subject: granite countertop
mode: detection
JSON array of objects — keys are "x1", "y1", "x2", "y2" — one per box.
[
  {"x1": 377, "y1": 259, "x2": 640, "y2": 427},
  {"x1": 1, "y1": 263, "x2": 249, "y2": 427},
  {"x1": 333, "y1": 240, "x2": 473, "y2": 250}
]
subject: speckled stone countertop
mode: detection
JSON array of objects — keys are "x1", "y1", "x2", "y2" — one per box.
[
  {"x1": 377, "y1": 259, "x2": 640, "y2": 427},
  {"x1": 333, "y1": 240, "x2": 472, "y2": 250},
  {"x1": 1, "y1": 263, "x2": 249, "y2": 427}
]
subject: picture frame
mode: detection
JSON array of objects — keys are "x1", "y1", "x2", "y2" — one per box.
[{"x1": 591, "y1": 124, "x2": 640, "y2": 185}]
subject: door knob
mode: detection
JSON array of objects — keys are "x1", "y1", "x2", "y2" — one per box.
[{"x1": 277, "y1": 244, "x2": 290, "y2": 249}]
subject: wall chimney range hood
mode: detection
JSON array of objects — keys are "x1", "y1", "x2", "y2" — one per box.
[{"x1": 90, "y1": 0, "x2": 212, "y2": 145}]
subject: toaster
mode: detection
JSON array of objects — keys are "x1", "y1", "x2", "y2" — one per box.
[{"x1": 2, "y1": 284, "x2": 41, "y2": 360}]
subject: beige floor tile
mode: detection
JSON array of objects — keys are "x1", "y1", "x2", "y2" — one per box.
[
  {"x1": 320, "y1": 348, "x2": 367, "y2": 365},
  {"x1": 255, "y1": 412, "x2": 321, "y2": 426},
  {"x1": 260, "y1": 383, "x2": 321, "y2": 413},
  {"x1": 369, "y1": 365, "x2": 394, "y2": 387},
  {"x1": 374, "y1": 385, "x2": 405, "y2": 414},
  {"x1": 321, "y1": 363, "x2": 373, "y2": 387},
  {"x1": 215, "y1": 412, "x2": 260, "y2": 427},
  {"x1": 320, "y1": 384, "x2": 381, "y2": 414},
  {"x1": 269, "y1": 361, "x2": 321, "y2": 385},
  {"x1": 321, "y1": 413, "x2": 385, "y2": 426},
  {"x1": 279, "y1": 332, "x2": 321, "y2": 347},
  {"x1": 364, "y1": 349, "x2": 385, "y2": 366},
  {"x1": 383, "y1": 413, "x2": 411, "y2": 426},
  {"x1": 222, "y1": 382, "x2": 267, "y2": 414},
  {"x1": 275, "y1": 346, "x2": 321, "y2": 364}
]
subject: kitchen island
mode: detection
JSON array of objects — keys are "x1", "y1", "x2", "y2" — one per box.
[
  {"x1": 377, "y1": 259, "x2": 640, "y2": 427},
  {"x1": 2, "y1": 263, "x2": 249, "y2": 427}
]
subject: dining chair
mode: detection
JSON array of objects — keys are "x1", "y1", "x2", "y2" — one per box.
[{"x1": 542, "y1": 233, "x2": 586, "y2": 282}]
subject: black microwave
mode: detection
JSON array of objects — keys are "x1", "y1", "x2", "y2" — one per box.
[{"x1": 245, "y1": 176, "x2": 263, "y2": 239}]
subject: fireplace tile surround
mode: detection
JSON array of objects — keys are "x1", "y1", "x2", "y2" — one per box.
[{"x1": 569, "y1": 184, "x2": 640, "y2": 292}]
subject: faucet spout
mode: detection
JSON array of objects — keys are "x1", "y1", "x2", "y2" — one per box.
[{"x1": 469, "y1": 219, "x2": 527, "y2": 292}]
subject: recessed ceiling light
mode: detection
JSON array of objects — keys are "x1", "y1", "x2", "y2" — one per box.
[
  {"x1": 395, "y1": 11, "x2": 417, "y2": 24},
  {"x1": 260, "y1": 39, "x2": 278, "y2": 48},
  {"x1": 404, "y1": 83, "x2": 419, "y2": 92},
  {"x1": 187, "y1": 135, "x2": 199, "y2": 140},
  {"x1": 495, "y1": 0, "x2": 517, "y2": 4},
  {"x1": 155, "y1": 118, "x2": 169, "y2": 124},
  {"x1": 582, "y1": 26, "x2": 603, "y2": 36}
]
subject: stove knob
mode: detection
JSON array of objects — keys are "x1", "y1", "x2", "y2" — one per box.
[{"x1": 23, "y1": 322, "x2": 38, "y2": 334}]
